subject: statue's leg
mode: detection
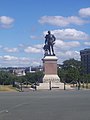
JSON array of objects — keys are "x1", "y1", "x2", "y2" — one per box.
[
  {"x1": 51, "y1": 45, "x2": 55, "y2": 55},
  {"x1": 48, "y1": 45, "x2": 51, "y2": 55}
]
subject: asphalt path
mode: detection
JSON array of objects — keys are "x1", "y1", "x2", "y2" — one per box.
[{"x1": 0, "y1": 90, "x2": 90, "y2": 120}]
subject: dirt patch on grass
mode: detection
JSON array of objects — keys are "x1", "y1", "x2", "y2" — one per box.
[{"x1": 0, "y1": 85, "x2": 16, "y2": 92}]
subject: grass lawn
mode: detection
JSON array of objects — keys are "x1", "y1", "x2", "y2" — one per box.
[
  {"x1": 84, "y1": 83, "x2": 90, "y2": 89},
  {"x1": 0, "y1": 85, "x2": 16, "y2": 92},
  {"x1": 69, "y1": 83, "x2": 90, "y2": 89}
]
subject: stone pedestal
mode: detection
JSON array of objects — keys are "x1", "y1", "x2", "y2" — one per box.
[
  {"x1": 42, "y1": 56, "x2": 60, "y2": 83},
  {"x1": 37, "y1": 56, "x2": 65, "y2": 90}
]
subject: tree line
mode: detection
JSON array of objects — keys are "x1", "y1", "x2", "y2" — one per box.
[{"x1": 0, "y1": 58, "x2": 90, "y2": 86}]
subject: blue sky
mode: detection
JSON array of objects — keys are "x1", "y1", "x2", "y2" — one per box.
[{"x1": 0, "y1": 0, "x2": 90, "y2": 67}]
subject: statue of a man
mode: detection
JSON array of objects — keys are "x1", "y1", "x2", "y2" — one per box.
[{"x1": 44, "y1": 31, "x2": 56, "y2": 56}]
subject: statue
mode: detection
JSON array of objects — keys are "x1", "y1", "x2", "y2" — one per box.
[{"x1": 43, "y1": 31, "x2": 56, "y2": 56}]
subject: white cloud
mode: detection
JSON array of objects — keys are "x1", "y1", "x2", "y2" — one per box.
[
  {"x1": 39, "y1": 16, "x2": 87, "y2": 27},
  {"x1": 79, "y1": 7, "x2": 90, "y2": 17},
  {"x1": 24, "y1": 46, "x2": 41, "y2": 53},
  {"x1": 32, "y1": 61, "x2": 40, "y2": 66},
  {"x1": 18, "y1": 57, "x2": 30, "y2": 65},
  {"x1": 67, "y1": 16, "x2": 87, "y2": 25},
  {"x1": 39, "y1": 16, "x2": 69, "y2": 27},
  {"x1": 4, "y1": 47, "x2": 18, "y2": 52},
  {"x1": 55, "y1": 40, "x2": 80, "y2": 50},
  {"x1": 0, "y1": 55, "x2": 30, "y2": 66},
  {"x1": 34, "y1": 44, "x2": 43, "y2": 49},
  {"x1": 30, "y1": 35, "x2": 43, "y2": 40},
  {"x1": 0, "y1": 45, "x2": 3, "y2": 48},
  {"x1": 0, "y1": 55, "x2": 42, "y2": 67},
  {"x1": 65, "y1": 51, "x2": 80, "y2": 59},
  {"x1": 57, "y1": 50, "x2": 80, "y2": 63},
  {"x1": 0, "y1": 16, "x2": 14, "y2": 28},
  {"x1": 0, "y1": 56, "x2": 3, "y2": 59},
  {"x1": 84, "y1": 42, "x2": 90, "y2": 46},
  {"x1": 51, "y1": 29, "x2": 89, "y2": 40},
  {"x1": 0, "y1": 16, "x2": 14, "y2": 24},
  {"x1": 3, "y1": 55, "x2": 18, "y2": 61},
  {"x1": 54, "y1": 40, "x2": 80, "y2": 63}
]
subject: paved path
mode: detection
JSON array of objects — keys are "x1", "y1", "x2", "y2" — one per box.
[{"x1": 0, "y1": 90, "x2": 90, "y2": 120}]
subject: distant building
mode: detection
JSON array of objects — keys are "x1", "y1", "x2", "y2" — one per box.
[
  {"x1": 12, "y1": 68, "x2": 26, "y2": 76},
  {"x1": 80, "y1": 48, "x2": 90, "y2": 74},
  {"x1": 0, "y1": 66, "x2": 43, "y2": 75},
  {"x1": 25, "y1": 66, "x2": 43, "y2": 73}
]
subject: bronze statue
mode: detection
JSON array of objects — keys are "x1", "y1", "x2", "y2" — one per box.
[{"x1": 43, "y1": 31, "x2": 56, "y2": 56}]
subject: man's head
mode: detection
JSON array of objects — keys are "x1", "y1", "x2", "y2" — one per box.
[{"x1": 48, "y1": 31, "x2": 51, "y2": 34}]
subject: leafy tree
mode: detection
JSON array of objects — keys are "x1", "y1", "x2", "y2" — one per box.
[
  {"x1": 0, "y1": 71, "x2": 15, "y2": 85},
  {"x1": 58, "y1": 68, "x2": 67, "y2": 82},
  {"x1": 65, "y1": 67, "x2": 80, "y2": 83},
  {"x1": 25, "y1": 71, "x2": 43, "y2": 83},
  {"x1": 58, "y1": 58, "x2": 81, "y2": 83},
  {"x1": 62, "y1": 58, "x2": 81, "y2": 71}
]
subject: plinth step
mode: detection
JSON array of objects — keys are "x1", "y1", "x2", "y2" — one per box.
[
  {"x1": 37, "y1": 82, "x2": 64, "y2": 90},
  {"x1": 37, "y1": 82, "x2": 73, "y2": 90}
]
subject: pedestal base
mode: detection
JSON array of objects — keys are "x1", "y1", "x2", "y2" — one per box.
[
  {"x1": 43, "y1": 74, "x2": 60, "y2": 83},
  {"x1": 37, "y1": 82, "x2": 64, "y2": 90},
  {"x1": 37, "y1": 82, "x2": 72, "y2": 90}
]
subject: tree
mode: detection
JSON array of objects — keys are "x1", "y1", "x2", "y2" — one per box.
[
  {"x1": 0, "y1": 71, "x2": 15, "y2": 85},
  {"x1": 25, "y1": 71, "x2": 43, "y2": 83},
  {"x1": 58, "y1": 68, "x2": 67, "y2": 82},
  {"x1": 62, "y1": 58, "x2": 81, "y2": 71},
  {"x1": 58, "y1": 58, "x2": 81, "y2": 83},
  {"x1": 65, "y1": 66, "x2": 80, "y2": 83}
]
